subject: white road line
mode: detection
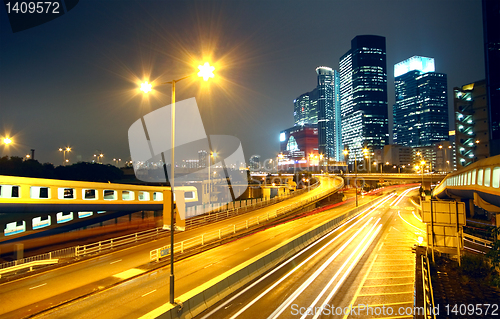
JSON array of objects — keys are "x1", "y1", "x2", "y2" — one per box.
[
  {"x1": 29, "y1": 283, "x2": 47, "y2": 290},
  {"x1": 110, "y1": 259, "x2": 122, "y2": 264},
  {"x1": 398, "y1": 211, "x2": 424, "y2": 233},
  {"x1": 244, "y1": 247, "x2": 249, "y2": 251},
  {"x1": 142, "y1": 289, "x2": 157, "y2": 297}
]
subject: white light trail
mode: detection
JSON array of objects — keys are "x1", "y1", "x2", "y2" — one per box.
[
  {"x1": 301, "y1": 219, "x2": 381, "y2": 319},
  {"x1": 267, "y1": 218, "x2": 375, "y2": 319},
  {"x1": 312, "y1": 224, "x2": 382, "y2": 319},
  {"x1": 201, "y1": 193, "x2": 396, "y2": 319}
]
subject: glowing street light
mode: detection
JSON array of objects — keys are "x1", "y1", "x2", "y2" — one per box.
[
  {"x1": 140, "y1": 81, "x2": 152, "y2": 93},
  {"x1": 197, "y1": 62, "x2": 215, "y2": 81},
  {"x1": 139, "y1": 61, "x2": 215, "y2": 305},
  {"x1": 3, "y1": 137, "x2": 12, "y2": 145},
  {"x1": 59, "y1": 147, "x2": 71, "y2": 166}
]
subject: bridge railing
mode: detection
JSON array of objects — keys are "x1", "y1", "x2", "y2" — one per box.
[{"x1": 185, "y1": 180, "x2": 320, "y2": 229}]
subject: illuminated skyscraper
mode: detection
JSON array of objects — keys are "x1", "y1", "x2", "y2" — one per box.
[
  {"x1": 454, "y1": 80, "x2": 489, "y2": 169},
  {"x1": 316, "y1": 66, "x2": 335, "y2": 160},
  {"x1": 393, "y1": 56, "x2": 448, "y2": 147},
  {"x1": 340, "y1": 35, "x2": 388, "y2": 162},
  {"x1": 294, "y1": 90, "x2": 318, "y2": 126},
  {"x1": 292, "y1": 67, "x2": 341, "y2": 161},
  {"x1": 483, "y1": 0, "x2": 500, "y2": 156}
]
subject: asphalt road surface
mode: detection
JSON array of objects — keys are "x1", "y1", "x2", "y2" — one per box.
[{"x1": 196, "y1": 187, "x2": 426, "y2": 319}]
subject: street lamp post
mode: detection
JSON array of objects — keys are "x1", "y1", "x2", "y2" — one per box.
[
  {"x1": 59, "y1": 147, "x2": 71, "y2": 166},
  {"x1": 140, "y1": 62, "x2": 215, "y2": 305},
  {"x1": 343, "y1": 149, "x2": 349, "y2": 173},
  {"x1": 420, "y1": 160, "x2": 426, "y2": 186},
  {"x1": 363, "y1": 148, "x2": 371, "y2": 173},
  {"x1": 208, "y1": 151, "x2": 217, "y2": 204},
  {"x1": 344, "y1": 149, "x2": 358, "y2": 207}
]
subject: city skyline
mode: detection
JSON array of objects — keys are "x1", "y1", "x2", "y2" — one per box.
[{"x1": 0, "y1": 0, "x2": 485, "y2": 165}]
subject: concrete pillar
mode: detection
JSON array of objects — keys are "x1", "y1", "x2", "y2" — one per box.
[
  {"x1": 14, "y1": 243, "x2": 24, "y2": 260},
  {"x1": 162, "y1": 189, "x2": 172, "y2": 229},
  {"x1": 174, "y1": 189, "x2": 186, "y2": 231}
]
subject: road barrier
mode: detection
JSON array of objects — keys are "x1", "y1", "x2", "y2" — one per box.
[
  {"x1": 185, "y1": 180, "x2": 320, "y2": 228},
  {"x1": 421, "y1": 253, "x2": 436, "y2": 319},
  {"x1": 0, "y1": 259, "x2": 59, "y2": 278}
]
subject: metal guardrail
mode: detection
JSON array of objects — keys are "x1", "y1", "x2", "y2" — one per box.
[
  {"x1": 185, "y1": 184, "x2": 315, "y2": 219},
  {"x1": 0, "y1": 178, "x2": 331, "y2": 273},
  {"x1": 0, "y1": 259, "x2": 59, "y2": 278},
  {"x1": 464, "y1": 233, "x2": 493, "y2": 247},
  {"x1": 161, "y1": 178, "x2": 343, "y2": 259},
  {"x1": 185, "y1": 181, "x2": 320, "y2": 229},
  {"x1": 421, "y1": 253, "x2": 436, "y2": 319}
]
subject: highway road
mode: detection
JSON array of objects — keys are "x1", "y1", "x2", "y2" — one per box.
[
  {"x1": 196, "y1": 187, "x2": 426, "y2": 319},
  {"x1": 0, "y1": 176, "x2": 343, "y2": 318},
  {"x1": 8, "y1": 182, "x2": 390, "y2": 318}
]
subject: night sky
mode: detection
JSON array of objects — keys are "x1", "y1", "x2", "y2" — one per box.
[{"x1": 0, "y1": 0, "x2": 485, "y2": 166}]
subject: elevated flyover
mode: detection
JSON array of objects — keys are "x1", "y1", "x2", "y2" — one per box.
[
  {"x1": 0, "y1": 175, "x2": 197, "y2": 240},
  {"x1": 432, "y1": 155, "x2": 500, "y2": 210},
  {"x1": 432, "y1": 155, "x2": 500, "y2": 241},
  {"x1": 0, "y1": 174, "x2": 343, "y2": 244},
  {"x1": 344, "y1": 172, "x2": 446, "y2": 182}
]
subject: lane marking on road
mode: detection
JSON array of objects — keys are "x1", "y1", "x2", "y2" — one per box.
[
  {"x1": 204, "y1": 263, "x2": 213, "y2": 269},
  {"x1": 366, "y1": 276, "x2": 414, "y2": 280},
  {"x1": 412, "y1": 211, "x2": 423, "y2": 222},
  {"x1": 372, "y1": 269, "x2": 415, "y2": 272},
  {"x1": 357, "y1": 291, "x2": 413, "y2": 296},
  {"x1": 29, "y1": 283, "x2": 47, "y2": 290},
  {"x1": 363, "y1": 283, "x2": 413, "y2": 287},
  {"x1": 142, "y1": 289, "x2": 157, "y2": 297},
  {"x1": 244, "y1": 247, "x2": 249, "y2": 251},
  {"x1": 113, "y1": 268, "x2": 145, "y2": 279},
  {"x1": 372, "y1": 263, "x2": 415, "y2": 267},
  {"x1": 350, "y1": 301, "x2": 413, "y2": 308},
  {"x1": 342, "y1": 249, "x2": 378, "y2": 319},
  {"x1": 110, "y1": 259, "x2": 122, "y2": 264}
]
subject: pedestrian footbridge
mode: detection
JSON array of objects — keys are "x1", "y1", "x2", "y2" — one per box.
[{"x1": 432, "y1": 155, "x2": 500, "y2": 211}]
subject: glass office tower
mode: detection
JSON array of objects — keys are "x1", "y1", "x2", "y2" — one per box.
[
  {"x1": 340, "y1": 35, "x2": 388, "y2": 162},
  {"x1": 294, "y1": 90, "x2": 318, "y2": 126},
  {"x1": 316, "y1": 66, "x2": 335, "y2": 159},
  {"x1": 293, "y1": 67, "x2": 341, "y2": 161},
  {"x1": 393, "y1": 56, "x2": 448, "y2": 147},
  {"x1": 482, "y1": 0, "x2": 500, "y2": 156}
]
